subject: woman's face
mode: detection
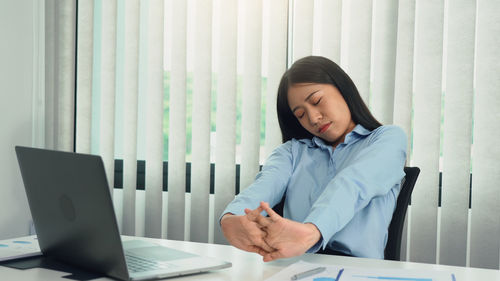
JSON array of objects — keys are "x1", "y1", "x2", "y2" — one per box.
[{"x1": 287, "y1": 83, "x2": 356, "y2": 147}]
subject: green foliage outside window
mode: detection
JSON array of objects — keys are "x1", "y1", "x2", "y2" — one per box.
[{"x1": 162, "y1": 71, "x2": 268, "y2": 162}]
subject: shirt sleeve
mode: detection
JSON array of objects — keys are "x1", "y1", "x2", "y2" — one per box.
[
  {"x1": 303, "y1": 125, "x2": 407, "y2": 251},
  {"x1": 219, "y1": 141, "x2": 294, "y2": 223}
]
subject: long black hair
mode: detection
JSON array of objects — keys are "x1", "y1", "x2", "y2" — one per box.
[{"x1": 277, "y1": 56, "x2": 382, "y2": 143}]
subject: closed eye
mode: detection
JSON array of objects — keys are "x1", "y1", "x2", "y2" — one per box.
[
  {"x1": 294, "y1": 110, "x2": 305, "y2": 119},
  {"x1": 313, "y1": 98, "x2": 322, "y2": 105}
]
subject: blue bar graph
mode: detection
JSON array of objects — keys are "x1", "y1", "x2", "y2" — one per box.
[{"x1": 351, "y1": 276, "x2": 432, "y2": 281}]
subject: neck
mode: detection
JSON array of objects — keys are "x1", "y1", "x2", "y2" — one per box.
[{"x1": 332, "y1": 121, "x2": 356, "y2": 149}]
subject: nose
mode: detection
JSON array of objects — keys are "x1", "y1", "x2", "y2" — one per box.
[{"x1": 307, "y1": 109, "x2": 322, "y2": 126}]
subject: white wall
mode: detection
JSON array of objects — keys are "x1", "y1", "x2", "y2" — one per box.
[{"x1": 0, "y1": 0, "x2": 36, "y2": 239}]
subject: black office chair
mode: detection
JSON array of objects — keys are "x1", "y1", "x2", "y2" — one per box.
[
  {"x1": 384, "y1": 166, "x2": 420, "y2": 260},
  {"x1": 271, "y1": 166, "x2": 420, "y2": 261}
]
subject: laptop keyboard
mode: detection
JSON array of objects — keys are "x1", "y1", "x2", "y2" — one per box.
[{"x1": 125, "y1": 253, "x2": 174, "y2": 273}]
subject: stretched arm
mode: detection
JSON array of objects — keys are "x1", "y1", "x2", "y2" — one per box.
[
  {"x1": 305, "y1": 126, "x2": 407, "y2": 251},
  {"x1": 219, "y1": 142, "x2": 294, "y2": 254},
  {"x1": 220, "y1": 141, "x2": 293, "y2": 218}
]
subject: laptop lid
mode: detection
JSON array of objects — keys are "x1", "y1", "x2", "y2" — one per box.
[
  {"x1": 15, "y1": 146, "x2": 131, "y2": 280},
  {"x1": 15, "y1": 146, "x2": 232, "y2": 280}
]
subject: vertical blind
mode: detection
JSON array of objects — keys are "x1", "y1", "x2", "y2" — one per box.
[
  {"x1": 189, "y1": 0, "x2": 213, "y2": 243},
  {"x1": 411, "y1": 0, "x2": 444, "y2": 264},
  {"x1": 45, "y1": 0, "x2": 75, "y2": 152},
  {"x1": 469, "y1": 0, "x2": 500, "y2": 269},
  {"x1": 45, "y1": 0, "x2": 500, "y2": 269},
  {"x1": 439, "y1": 0, "x2": 475, "y2": 267},
  {"x1": 120, "y1": 0, "x2": 140, "y2": 237}
]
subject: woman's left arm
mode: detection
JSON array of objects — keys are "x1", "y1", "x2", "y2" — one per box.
[{"x1": 304, "y1": 125, "x2": 407, "y2": 251}]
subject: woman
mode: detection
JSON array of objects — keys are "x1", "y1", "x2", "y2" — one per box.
[{"x1": 220, "y1": 56, "x2": 407, "y2": 262}]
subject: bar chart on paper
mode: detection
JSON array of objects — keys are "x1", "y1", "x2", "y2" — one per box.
[
  {"x1": 341, "y1": 267, "x2": 455, "y2": 281},
  {"x1": 0, "y1": 235, "x2": 41, "y2": 262},
  {"x1": 350, "y1": 276, "x2": 433, "y2": 280}
]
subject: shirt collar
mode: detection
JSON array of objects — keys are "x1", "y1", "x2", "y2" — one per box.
[
  {"x1": 297, "y1": 124, "x2": 372, "y2": 148},
  {"x1": 346, "y1": 124, "x2": 371, "y2": 140}
]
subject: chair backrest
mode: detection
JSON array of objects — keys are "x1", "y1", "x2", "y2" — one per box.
[{"x1": 384, "y1": 166, "x2": 420, "y2": 260}]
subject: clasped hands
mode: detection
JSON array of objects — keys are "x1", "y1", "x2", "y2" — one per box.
[{"x1": 220, "y1": 201, "x2": 321, "y2": 262}]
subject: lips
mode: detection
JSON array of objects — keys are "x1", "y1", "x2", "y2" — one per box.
[{"x1": 319, "y1": 123, "x2": 331, "y2": 134}]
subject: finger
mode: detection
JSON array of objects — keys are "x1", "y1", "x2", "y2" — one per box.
[
  {"x1": 246, "y1": 245, "x2": 269, "y2": 255},
  {"x1": 245, "y1": 206, "x2": 264, "y2": 221},
  {"x1": 257, "y1": 247, "x2": 269, "y2": 257},
  {"x1": 250, "y1": 213, "x2": 272, "y2": 228},
  {"x1": 244, "y1": 207, "x2": 264, "y2": 218},
  {"x1": 263, "y1": 250, "x2": 285, "y2": 262},
  {"x1": 257, "y1": 240, "x2": 275, "y2": 253},
  {"x1": 246, "y1": 238, "x2": 274, "y2": 253},
  {"x1": 260, "y1": 201, "x2": 281, "y2": 220},
  {"x1": 249, "y1": 232, "x2": 275, "y2": 252},
  {"x1": 248, "y1": 245, "x2": 274, "y2": 257}
]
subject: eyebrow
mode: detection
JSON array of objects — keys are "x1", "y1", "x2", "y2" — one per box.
[{"x1": 291, "y1": 90, "x2": 320, "y2": 113}]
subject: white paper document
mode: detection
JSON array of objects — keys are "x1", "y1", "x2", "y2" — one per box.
[
  {"x1": 0, "y1": 235, "x2": 41, "y2": 262},
  {"x1": 340, "y1": 266, "x2": 455, "y2": 281},
  {"x1": 266, "y1": 260, "x2": 455, "y2": 281},
  {"x1": 265, "y1": 260, "x2": 343, "y2": 281}
]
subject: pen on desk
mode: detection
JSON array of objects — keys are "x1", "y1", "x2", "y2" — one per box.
[{"x1": 290, "y1": 266, "x2": 326, "y2": 280}]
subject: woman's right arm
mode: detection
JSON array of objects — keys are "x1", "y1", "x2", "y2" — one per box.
[
  {"x1": 219, "y1": 141, "x2": 295, "y2": 253},
  {"x1": 220, "y1": 141, "x2": 294, "y2": 218}
]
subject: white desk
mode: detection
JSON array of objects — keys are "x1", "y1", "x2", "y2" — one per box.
[{"x1": 1, "y1": 236, "x2": 499, "y2": 280}]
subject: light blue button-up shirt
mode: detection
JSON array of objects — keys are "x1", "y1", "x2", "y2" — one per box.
[{"x1": 222, "y1": 124, "x2": 407, "y2": 259}]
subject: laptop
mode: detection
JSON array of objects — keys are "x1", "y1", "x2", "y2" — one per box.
[{"x1": 15, "y1": 146, "x2": 231, "y2": 280}]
